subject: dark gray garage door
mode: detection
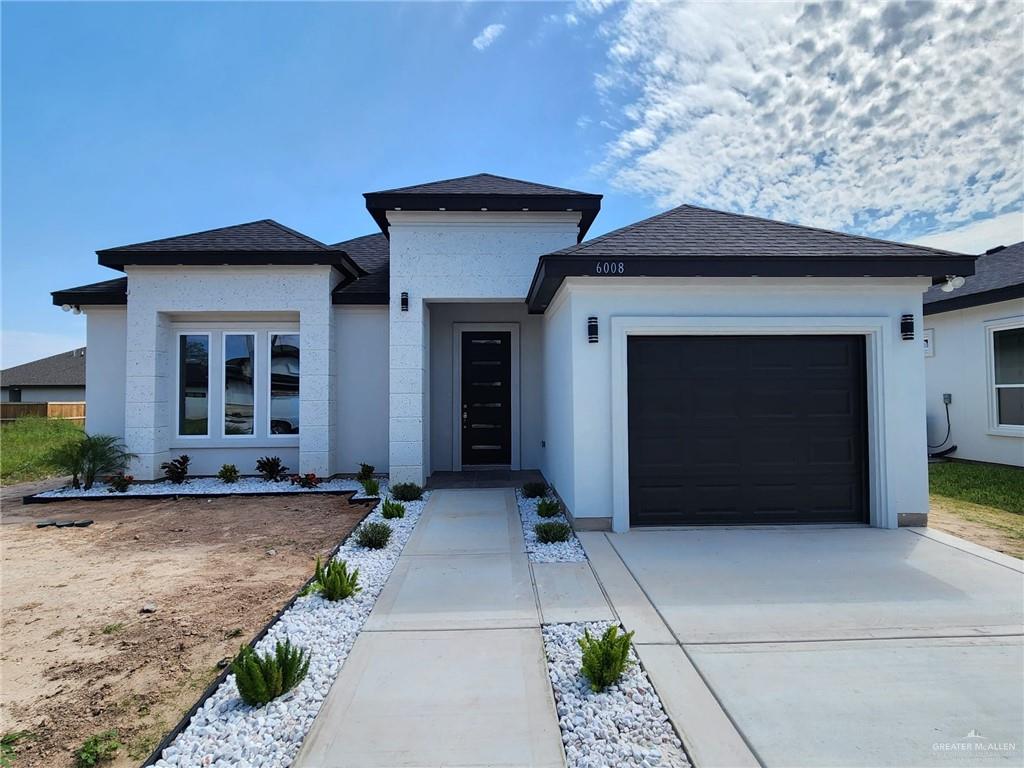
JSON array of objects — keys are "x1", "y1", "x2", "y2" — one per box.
[{"x1": 627, "y1": 335, "x2": 868, "y2": 526}]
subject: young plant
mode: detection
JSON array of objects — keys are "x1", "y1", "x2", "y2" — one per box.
[
  {"x1": 48, "y1": 433, "x2": 135, "y2": 490},
  {"x1": 356, "y1": 462, "x2": 375, "y2": 482},
  {"x1": 360, "y1": 476, "x2": 380, "y2": 497},
  {"x1": 536, "y1": 498, "x2": 561, "y2": 518},
  {"x1": 577, "y1": 625, "x2": 636, "y2": 692},
  {"x1": 231, "y1": 640, "x2": 311, "y2": 707},
  {"x1": 217, "y1": 463, "x2": 240, "y2": 484},
  {"x1": 301, "y1": 556, "x2": 361, "y2": 601},
  {"x1": 160, "y1": 454, "x2": 190, "y2": 484},
  {"x1": 381, "y1": 498, "x2": 406, "y2": 519},
  {"x1": 290, "y1": 473, "x2": 322, "y2": 489},
  {"x1": 534, "y1": 521, "x2": 572, "y2": 544},
  {"x1": 106, "y1": 473, "x2": 133, "y2": 493},
  {"x1": 74, "y1": 729, "x2": 121, "y2": 768},
  {"x1": 354, "y1": 521, "x2": 391, "y2": 549},
  {"x1": 256, "y1": 456, "x2": 289, "y2": 482},
  {"x1": 390, "y1": 482, "x2": 423, "y2": 501},
  {"x1": 522, "y1": 481, "x2": 548, "y2": 499},
  {"x1": 2, "y1": 731, "x2": 36, "y2": 768}
]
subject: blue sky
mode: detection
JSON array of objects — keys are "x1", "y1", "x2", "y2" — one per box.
[{"x1": 3, "y1": 1, "x2": 1022, "y2": 367}]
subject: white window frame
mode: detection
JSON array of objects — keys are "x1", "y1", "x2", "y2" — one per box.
[
  {"x1": 174, "y1": 331, "x2": 212, "y2": 440},
  {"x1": 222, "y1": 331, "x2": 257, "y2": 439},
  {"x1": 985, "y1": 316, "x2": 1024, "y2": 437},
  {"x1": 267, "y1": 330, "x2": 301, "y2": 440}
]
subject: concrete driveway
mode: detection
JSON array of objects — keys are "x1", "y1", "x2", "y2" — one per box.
[{"x1": 581, "y1": 526, "x2": 1024, "y2": 768}]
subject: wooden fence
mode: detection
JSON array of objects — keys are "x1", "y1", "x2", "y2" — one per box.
[{"x1": 0, "y1": 401, "x2": 86, "y2": 424}]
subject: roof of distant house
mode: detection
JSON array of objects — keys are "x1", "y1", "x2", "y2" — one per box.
[
  {"x1": 1, "y1": 347, "x2": 86, "y2": 388},
  {"x1": 923, "y1": 241, "x2": 1024, "y2": 314}
]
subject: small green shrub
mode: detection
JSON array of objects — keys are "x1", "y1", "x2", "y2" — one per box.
[
  {"x1": 256, "y1": 456, "x2": 289, "y2": 482},
  {"x1": 217, "y1": 464, "x2": 240, "y2": 484},
  {"x1": 301, "y1": 556, "x2": 361, "y2": 601},
  {"x1": 106, "y1": 473, "x2": 133, "y2": 493},
  {"x1": 381, "y1": 498, "x2": 406, "y2": 519},
  {"x1": 360, "y1": 476, "x2": 380, "y2": 497},
  {"x1": 578, "y1": 625, "x2": 635, "y2": 692},
  {"x1": 536, "y1": 498, "x2": 561, "y2": 518},
  {"x1": 290, "y1": 473, "x2": 322, "y2": 489},
  {"x1": 49, "y1": 433, "x2": 136, "y2": 490},
  {"x1": 522, "y1": 481, "x2": 548, "y2": 498},
  {"x1": 2, "y1": 731, "x2": 36, "y2": 768},
  {"x1": 231, "y1": 640, "x2": 311, "y2": 707},
  {"x1": 355, "y1": 521, "x2": 391, "y2": 549},
  {"x1": 101, "y1": 623, "x2": 123, "y2": 635},
  {"x1": 390, "y1": 482, "x2": 423, "y2": 501},
  {"x1": 160, "y1": 455, "x2": 190, "y2": 484},
  {"x1": 75, "y1": 729, "x2": 121, "y2": 768},
  {"x1": 534, "y1": 521, "x2": 571, "y2": 543},
  {"x1": 356, "y1": 462, "x2": 375, "y2": 482}
]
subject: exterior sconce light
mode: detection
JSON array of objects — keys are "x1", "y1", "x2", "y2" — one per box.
[
  {"x1": 400, "y1": 292, "x2": 408, "y2": 312},
  {"x1": 900, "y1": 314, "x2": 914, "y2": 340},
  {"x1": 588, "y1": 316, "x2": 599, "y2": 343}
]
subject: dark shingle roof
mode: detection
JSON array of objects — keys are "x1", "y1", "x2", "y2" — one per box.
[
  {"x1": 369, "y1": 173, "x2": 594, "y2": 197},
  {"x1": 332, "y1": 234, "x2": 389, "y2": 305},
  {"x1": 99, "y1": 219, "x2": 332, "y2": 252},
  {"x1": 52, "y1": 277, "x2": 128, "y2": 306},
  {"x1": 2, "y1": 348, "x2": 86, "y2": 388},
  {"x1": 924, "y1": 241, "x2": 1024, "y2": 314}
]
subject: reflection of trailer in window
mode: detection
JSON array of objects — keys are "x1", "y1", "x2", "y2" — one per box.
[
  {"x1": 270, "y1": 335, "x2": 300, "y2": 434},
  {"x1": 224, "y1": 335, "x2": 255, "y2": 435}
]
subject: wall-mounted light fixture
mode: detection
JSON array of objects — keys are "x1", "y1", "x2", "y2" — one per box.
[
  {"x1": 940, "y1": 275, "x2": 966, "y2": 293},
  {"x1": 587, "y1": 316, "x2": 599, "y2": 343},
  {"x1": 400, "y1": 292, "x2": 409, "y2": 312},
  {"x1": 900, "y1": 314, "x2": 914, "y2": 340}
]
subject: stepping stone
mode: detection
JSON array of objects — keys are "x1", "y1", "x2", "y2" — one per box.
[
  {"x1": 54, "y1": 520, "x2": 75, "y2": 528},
  {"x1": 72, "y1": 520, "x2": 94, "y2": 528},
  {"x1": 35, "y1": 519, "x2": 57, "y2": 528}
]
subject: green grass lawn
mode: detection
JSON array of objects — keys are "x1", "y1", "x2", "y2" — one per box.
[
  {"x1": 0, "y1": 416, "x2": 83, "y2": 485},
  {"x1": 928, "y1": 461, "x2": 1024, "y2": 515}
]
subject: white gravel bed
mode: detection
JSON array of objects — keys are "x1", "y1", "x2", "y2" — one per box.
[
  {"x1": 544, "y1": 622, "x2": 690, "y2": 768},
  {"x1": 151, "y1": 491, "x2": 429, "y2": 767},
  {"x1": 516, "y1": 489, "x2": 587, "y2": 563},
  {"x1": 36, "y1": 476, "x2": 381, "y2": 499}
]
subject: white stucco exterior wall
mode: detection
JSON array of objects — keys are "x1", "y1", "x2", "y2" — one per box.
[
  {"x1": 386, "y1": 211, "x2": 581, "y2": 485},
  {"x1": 84, "y1": 307, "x2": 127, "y2": 436},
  {"x1": 549, "y1": 277, "x2": 932, "y2": 530},
  {"x1": 123, "y1": 266, "x2": 337, "y2": 479},
  {"x1": 540, "y1": 293, "x2": 576, "y2": 512},
  {"x1": 333, "y1": 306, "x2": 390, "y2": 474},
  {"x1": 924, "y1": 300, "x2": 1024, "y2": 466}
]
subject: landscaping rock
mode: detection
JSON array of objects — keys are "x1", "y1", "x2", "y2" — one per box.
[
  {"x1": 35, "y1": 520, "x2": 57, "y2": 528},
  {"x1": 140, "y1": 602, "x2": 158, "y2": 614},
  {"x1": 516, "y1": 490, "x2": 587, "y2": 563},
  {"x1": 54, "y1": 520, "x2": 75, "y2": 528},
  {"x1": 72, "y1": 519, "x2": 93, "y2": 527}
]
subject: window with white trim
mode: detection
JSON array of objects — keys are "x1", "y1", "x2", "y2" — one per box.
[
  {"x1": 178, "y1": 334, "x2": 210, "y2": 436},
  {"x1": 992, "y1": 325, "x2": 1024, "y2": 428}
]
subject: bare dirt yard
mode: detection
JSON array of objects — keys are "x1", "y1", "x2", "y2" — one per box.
[
  {"x1": 1, "y1": 492, "x2": 369, "y2": 767},
  {"x1": 929, "y1": 495, "x2": 1024, "y2": 559}
]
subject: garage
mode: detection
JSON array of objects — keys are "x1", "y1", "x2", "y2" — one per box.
[{"x1": 627, "y1": 335, "x2": 869, "y2": 526}]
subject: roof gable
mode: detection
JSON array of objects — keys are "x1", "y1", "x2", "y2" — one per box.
[{"x1": 2, "y1": 348, "x2": 86, "y2": 387}]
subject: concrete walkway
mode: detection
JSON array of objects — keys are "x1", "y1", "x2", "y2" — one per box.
[{"x1": 296, "y1": 488, "x2": 568, "y2": 767}]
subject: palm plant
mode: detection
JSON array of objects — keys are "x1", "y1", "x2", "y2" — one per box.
[{"x1": 48, "y1": 433, "x2": 136, "y2": 490}]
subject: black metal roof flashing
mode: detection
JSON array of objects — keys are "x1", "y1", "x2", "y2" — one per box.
[
  {"x1": 525, "y1": 205, "x2": 977, "y2": 313},
  {"x1": 363, "y1": 173, "x2": 602, "y2": 242},
  {"x1": 52, "y1": 277, "x2": 128, "y2": 307}
]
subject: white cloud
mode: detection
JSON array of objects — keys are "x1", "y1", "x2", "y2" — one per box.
[
  {"x1": 911, "y1": 209, "x2": 1024, "y2": 254},
  {"x1": 472, "y1": 23, "x2": 506, "y2": 51},
  {"x1": 588, "y1": 1, "x2": 1024, "y2": 239},
  {"x1": 2, "y1": 329, "x2": 85, "y2": 370}
]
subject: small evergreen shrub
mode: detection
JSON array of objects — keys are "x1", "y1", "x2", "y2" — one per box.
[
  {"x1": 106, "y1": 473, "x2": 133, "y2": 493},
  {"x1": 290, "y1": 473, "x2": 322, "y2": 489},
  {"x1": 360, "y1": 476, "x2": 380, "y2": 497},
  {"x1": 536, "y1": 498, "x2": 561, "y2": 518},
  {"x1": 217, "y1": 464, "x2": 240, "y2": 484},
  {"x1": 522, "y1": 481, "x2": 548, "y2": 498},
  {"x1": 578, "y1": 625, "x2": 635, "y2": 692},
  {"x1": 381, "y1": 498, "x2": 406, "y2": 519},
  {"x1": 355, "y1": 521, "x2": 391, "y2": 549},
  {"x1": 160, "y1": 455, "x2": 190, "y2": 484},
  {"x1": 301, "y1": 556, "x2": 361, "y2": 601},
  {"x1": 256, "y1": 456, "x2": 289, "y2": 482},
  {"x1": 356, "y1": 462, "x2": 375, "y2": 482},
  {"x1": 231, "y1": 640, "x2": 311, "y2": 707},
  {"x1": 390, "y1": 482, "x2": 423, "y2": 501},
  {"x1": 74, "y1": 729, "x2": 121, "y2": 767},
  {"x1": 534, "y1": 521, "x2": 572, "y2": 544}
]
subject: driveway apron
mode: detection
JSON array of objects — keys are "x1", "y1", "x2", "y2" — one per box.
[{"x1": 295, "y1": 488, "x2": 564, "y2": 768}]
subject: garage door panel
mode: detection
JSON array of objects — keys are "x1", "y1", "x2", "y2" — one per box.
[{"x1": 628, "y1": 335, "x2": 868, "y2": 526}]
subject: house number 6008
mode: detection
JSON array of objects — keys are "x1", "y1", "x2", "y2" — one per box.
[{"x1": 595, "y1": 261, "x2": 625, "y2": 274}]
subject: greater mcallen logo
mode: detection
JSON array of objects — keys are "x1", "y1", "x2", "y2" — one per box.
[{"x1": 933, "y1": 729, "x2": 1018, "y2": 755}]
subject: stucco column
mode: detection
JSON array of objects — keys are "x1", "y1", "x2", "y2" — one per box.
[
  {"x1": 299, "y1": 304, "x2": 333, "y2": 476},
  {"x1": 389, "y1": 292, "x2": 426, "y2": 485},
  {"x1": 124, "y1": 304, "x2": 171, "y2": 480}
]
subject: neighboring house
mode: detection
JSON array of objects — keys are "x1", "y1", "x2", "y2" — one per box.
[
  {"x1": 0, "y1": 347, "x2": 86, "y2": 403},
  {"x1": 923, "y1": 241, "x2": 1024, "y2": 467},
  {"x1": 51, "y1": 173, "x2": 977, "y2": 530}
]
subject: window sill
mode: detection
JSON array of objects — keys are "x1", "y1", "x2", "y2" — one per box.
[
  {"x1": 170, "y1": 437, "x2": 300, "y2": 450},
  {"x1": 987, "y1": 427, "x2": 1024, "y2": 439}
]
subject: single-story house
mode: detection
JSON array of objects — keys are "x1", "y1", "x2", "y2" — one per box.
[
  {"x1": 1, "y1": 347, "x2": 86, "y2": 403},
  {"x1": 923, "y1": 241, "x2": 1023, "y2": 467},
  {"x1": 52, "y1": 173, "x2": 978, "y2": 530}
]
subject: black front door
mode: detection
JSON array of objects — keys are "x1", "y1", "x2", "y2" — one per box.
[{"x1": 461, "y1": 331, "x2": 512, "y2": 466}]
